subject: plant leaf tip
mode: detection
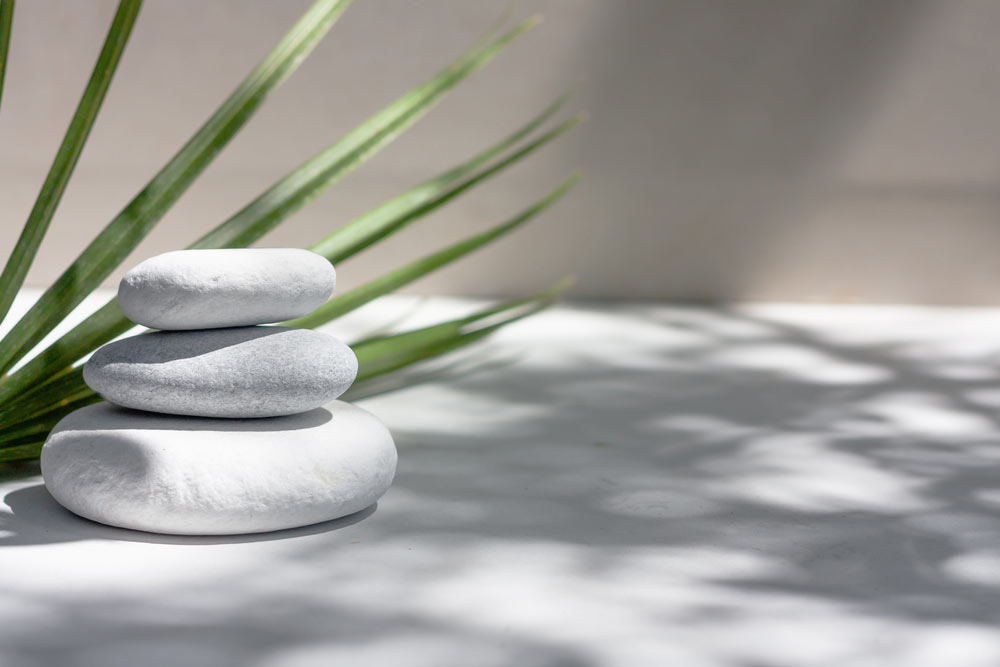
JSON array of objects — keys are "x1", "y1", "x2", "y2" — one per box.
[
  {"x1": 561, "y1": 113, "x2": 587, "y2": 132},
  {"x1": 554, "y1": 275, "x2": 577, "y2": 291},
  {"x1": 534, "y1": 276, "x2": 575, "y2": 304}
]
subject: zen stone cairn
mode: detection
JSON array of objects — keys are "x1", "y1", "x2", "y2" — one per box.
[{"x1": 41, "y1": 248, "x2": 397, "y2": 535}]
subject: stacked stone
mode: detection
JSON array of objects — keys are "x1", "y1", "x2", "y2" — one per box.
[{"x1": 40, "y1": 249, "x2": 397, "y2": 536}]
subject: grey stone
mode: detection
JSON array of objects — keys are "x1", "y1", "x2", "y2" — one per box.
[
  {"x1": 118, "y1": 248, "x2": 336, "y2": 330},
  {"x1": 41, "y1": 401, "x2": 397, "y2": 535},
  {"x1": 83, "y1": 326, "x2": 357, "y2": 418}
]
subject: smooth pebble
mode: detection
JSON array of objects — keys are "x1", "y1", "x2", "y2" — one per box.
[
  {"x1": 83, "y1": 326, "x2": 357, "y2": 418},
  {"x1": 118, "y1": 248, "x2": 335, "y2": 330},
  {"x1": 41, "y1": 401, "x2": 397, "y2": 535}
]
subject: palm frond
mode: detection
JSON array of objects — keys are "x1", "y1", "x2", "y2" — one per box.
[
  {"x1": 0, "y1": 4, "x2": 583, "y2": 461},
  {"x1": 0, "y1": 0, "x2": 351, "y2": 376},
  {"x1": 0, "y1": 0, "x2": 13, "y2": 111},
  {"x1": 351, "y1": 278, "x2": 571, "y2": 384},
  {"x1": 0, "y1": 95, "x2": 574, "y2": 409},
  {"x1": 0, "y1": 0, "x2": 141, "y2": 328},
  {"x1": 311, "y1": 111, "x2": 583, "y2": 263},
  {"x1": 0, "y1": 439, "x2": 44, "y2": 463},
  {"x1": 0, "y1": 367, "x2": 88, "y2": 428},
  {"x1": 0, "y1": 172, "x2": 578, "y2": 428},
  {"x1": 287, "y1": 172, "x2": 581, "y2": 329},
  {"x1": 0, "y1": 21, "x2": 556, "y2": 402},
  {"x1": 194, "y1": 16, "x2": 541, "y2": 250},
  {"x1": 0, "y1": 394, "x2": 101, "y2": 445}
]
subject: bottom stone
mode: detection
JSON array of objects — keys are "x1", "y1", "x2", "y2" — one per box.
[{"x1": 40, "y1": 401, "x2": 397, "y2": 535}]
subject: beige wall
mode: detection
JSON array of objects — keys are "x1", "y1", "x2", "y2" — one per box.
[{"x1": 3, "y1": 1, "x2": 1000, "y2": 303}]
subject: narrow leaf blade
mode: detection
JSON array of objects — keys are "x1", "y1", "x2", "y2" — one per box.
[
  {"x1": 0, "y1": 440, "x2": 44, "y2": 462},
  {"x1": 351, "y1": 278, "x2": 570, "y2": 382},
  {"x1": 308, "y1": 92, "x2": 574, "y2": 260},
  {"x1": 286, "y1": 171, "x2": 581, "y2": 329},
  {"x1": 0, "y1": 0, "x2": 351, "y2": 376},
  {"x1": 0, "y1": 0, "x2": 142, "y2": 330},
  {"x1": 0, "y1": 42, "x2": 560, "y2": 406},
  {"x1": 192, "y1": 16, "x2": 540, "y2": 251},
  {"x1": 0, "y1": 0, "x2": 13, "y2": 112},
  {"x1": 0, "y1": 300, "x2": 128, "y2": 407},
  {"x1": 0, "y1": 393, "x2": 100, "y2": 442},
  {"x1": 0, "y1": 366, "x2": 89, "y2": 427},
  {"x1": 346, "y1": 298, "x2": 557, "y2": 397}
]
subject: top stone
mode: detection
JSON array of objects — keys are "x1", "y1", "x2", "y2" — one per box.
[{"x1": 118, "y1": 248, "x2": 335, "y2": 330}]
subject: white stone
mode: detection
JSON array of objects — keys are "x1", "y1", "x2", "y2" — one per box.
[
  {"x1": 40, "y1": 401, "x2": 397, "y2": 535},
  {"x1": 118, "y1": 248, "x2": 336, "y2": 330},
  {"x1": 83, "y1": 326, "x2": 357, "y2": 418}
]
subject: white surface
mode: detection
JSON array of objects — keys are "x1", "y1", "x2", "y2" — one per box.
[
  {"x1": 41, "y1": 402, "x2": 396, "y2": 535},
  {"x1": 118, "y1": 249, "x2": 336, "y2": 330},
  {"x1": 3, "y1": 292, "x2": 1000, "y2": 665}
]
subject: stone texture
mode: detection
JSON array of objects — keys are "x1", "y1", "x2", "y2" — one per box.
[
  {"x1": 40, "y1": 401, "x2": 397, "y2": 535},
  {"x1": 83, "y1": 326, "x2": 357, "y2": 418},
  {"x1": 118, "y1": 248, "x2": 336, "y2": 330}
]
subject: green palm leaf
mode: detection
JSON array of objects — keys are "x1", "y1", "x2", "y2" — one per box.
[
  {"x1": 288, "y1": 171, "x2": 581, "y2": 329},
  {"x1": 351, "y1": 278, "x2": 571, "y2": 384},
  {"x1": 0, "y1": 0, "x2": 142, "y2": 329},
  {"x1": 311, "y1": 111, "x2": 583, "y2": 263},
  {"x1": 0, "y1": 366, "x2": 88, "y2": 428},
  {"x1": 0, "y1": 439, "x2": 45, "y2": 464},
  {"x1": 0, "y1": 3, "x2": 582, "y2": 462},
  {"x1": 194, "y1": 16, "x2": 541, "y2": 251},
  {"x1": 0, "y1": 394, "x2": 101, "y2": 444},
  {"x1": 0, "y1": 279, "x2": 567, "y2": 452},
  {"x1": 0, "y1": 92, "x2": 572, "y2": 408},
  {"x1": 0, "y1": 0, "x2": 352, "y2": 377},
  {"x1": 0, "y1": 20, "x2": 552, "y2": 408},
  {"x1": 0, "y1": 173, "x2": 577, "y2": 432},
  {"x1": 0, "y1": 0, "x2": 13, "y2": 111}
]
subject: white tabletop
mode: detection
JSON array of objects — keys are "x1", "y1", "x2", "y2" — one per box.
[{"x1": 2, "y1": 293, "x2": 1000, "y2": 667}]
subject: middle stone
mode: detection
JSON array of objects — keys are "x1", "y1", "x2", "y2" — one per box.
[{"x1": 83, "y1": 326, "x2": 358, "y2": 418}]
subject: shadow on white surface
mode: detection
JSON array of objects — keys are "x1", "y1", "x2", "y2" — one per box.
[
  {"x1": 2, "y1": 303, "x2": 1000, "y2": 666},
  {"x1": 0, "y1": 483, "x2": 377, "y2": 546}
]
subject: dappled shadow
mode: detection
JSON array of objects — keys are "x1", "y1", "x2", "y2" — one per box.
[
  {"x1": 4, "y1": 302, "x2": 1000, "y2": 665},
  {"x1": 0, "y1": 484, "x2": 376, "y2": 546},
  {"x1": 344, "y1": 302, "x2": 1000, "y2": 663}
]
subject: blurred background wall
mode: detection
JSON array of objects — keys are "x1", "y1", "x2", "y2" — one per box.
[{"x1": 2, "y1": 0, "x2": 1000, "y2": 304}]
